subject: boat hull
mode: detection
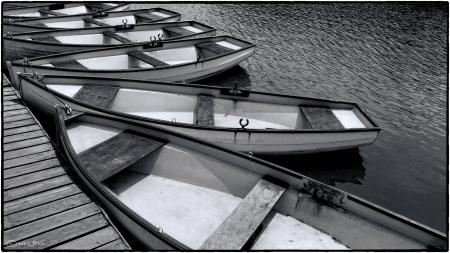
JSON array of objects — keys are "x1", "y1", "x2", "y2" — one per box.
[
  {"x1": 17, "y1": 78, "x2": 378, "y2": 154},
  {"x1": 8, "y1": 46, "x2": 255, "y2": 84}
]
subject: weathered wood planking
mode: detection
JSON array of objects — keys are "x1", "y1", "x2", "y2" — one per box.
[
  {"x1": 78, "y1": 131, "x2": 165, "y2": 181},
  {"x1": 4, "y1": 158, "x2": 61, "y2": 179},
  {"x1": 4, "y1": 193, "x2": 91, "y2": 229},
  {"x1": 3, "y1": 130, "x2": 46, "y2": 144},
  {"x1": 73, "y1": 85, "x2": 120, "y2": 108},
  {"x1": 53, "y1": 226, "x2": 119, "y2": 250},
  {"x1": 4, "y1": 166, "x2": 67, "y2": 190},
  {"x1": 2, "y1": 76, "x2": 131, "y2": 250},
  {"x1": 196, "y1": 95, "x2": 215, "y2": 126},
  {"x1": 200, "y1": 179, "x2": 286, "y2": 250},
  {"x1": 3, "y1": 184, "x2": 82, "y2": 215},
  {"x1": 4, "y1": 136, "x2": 50, "y2": 151}
]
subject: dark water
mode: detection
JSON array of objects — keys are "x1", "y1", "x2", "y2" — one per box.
[{"x1": 133, "y1": 2, "x2": 447, "y2": 232}]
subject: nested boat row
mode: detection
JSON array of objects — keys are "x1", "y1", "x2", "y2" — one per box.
[{"x1": 2, "y1": 3, "x2": 446, "y2": 250}]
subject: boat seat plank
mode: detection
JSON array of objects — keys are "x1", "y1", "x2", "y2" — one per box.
[
  {"x1": 82, "y1": 18, "x2": 109, "y2": 27},
  {"x1": 78, "y1": 131, "x2": 166, "y2": 182},
  {"x1": 196, "y1": 95, "x2": 215, "y2": 126},
  {"x1": 38, "y1": 9, "x2": 65, "y2": 16},
  {"x1": 301, "y1": 107, "x2": 344, "y2": 129},
  {"x1": 128, "y1": 51, "x2": 169, "y2": 67},
  {"x1": 162, "y1": 26, "x2": 195, "y2": 38},
  {"x1": 73, "y1": 85, "x2": 120, "y2": 108},
  {"x1": 32, "y1": 36, "x2": 61, "y2": 43},
  {"x1": 196, "y1": 42, "x2": 234, "y2": 60},
  {"x1": 200, "y1": 178, "x2": 286, "y2": 250},
  {"x1": 102, "y1": 31, "x2": 133, "y2": 43},
  {"x1": 134, "y1": 12, "x2": 166, "y2": 22},
  {"x1": 52, "y1": 60, "x2": 88, "y2": 69}
]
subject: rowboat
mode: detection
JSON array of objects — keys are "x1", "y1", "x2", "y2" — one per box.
[
  {"x1": 17, "y1": 74, "x2": 379, "y2": 154},
  {"x1": 52, "y1": 107, "x2": 446, "y2": 250},
  {"x1": 2, "y1": 3, "x2": 129, "y2": 21},
  {"x1": 3, "y1": 3, "x2": 57, "y2": 11},
  {"x1": 7, "y1": 35, "x2": 255, "y2": 83},
  {"x1": 2, "y1": 8, "x2": 181, "y2": 33},
  {"x1": 3, "y1": 21, "x2": 216, "y2": 62}
]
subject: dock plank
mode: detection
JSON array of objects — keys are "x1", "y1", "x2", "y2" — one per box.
[
  {"x1": 3, "y1": 113, "x2": 33, "y2": 123},
  {"x1": 4, "y1": 124, "x2": 41, "y2": 136},
  {"x1": 4, "y1": 158, "x2": 61, "y2": 179},
  {"x1": 3, "y1": 175, "x2": 73, "y2": 202},
  {"x1": 4, "y1": 143, "x2": 54, "y2": 160},
  {"x1": 4, "y1": 104, "x2": 26, "y2": 111},
  {"x1": 4, "y1": 193, "x2": 91, "y2": 229},
  {"x1": 4, "y1": 150, "x2": 56, "y2": 169},
  {"x1": 3, "y1": 203, "x2": 100, "y2": 245},
  {"x1": 96, "y1": 239, "x2": 130, "y2": 250},
  {"x1": 3, "y1": 119, "x2": 37, "y2": 130},
  {"x1": 53, "y1": 226, "x2": 119, "y2": 250},
  {"x1": 4, "y1": 95, "x2": 19, "y2": 100},
  {"x1": 3, "y1": 108, "x2": 29, "y2": 117},
  {"x1": 3, "y1": 130, "x2": 46, "y2": 144},
  {"x1": 200, "y1": 179, "x2": 286, "y2": 250},
  {"x1": 4, "y1": 136, "x2": 50, "y2": 152},
  {"x1": 13, "y1": 214, "x2": 109, "y2": 250},
  {"x1": 4, "y1": 166, "x2": 66, "y2": 190},
  {"x1": 4, "y1": 184, "x2": 82, "y2": 215}
]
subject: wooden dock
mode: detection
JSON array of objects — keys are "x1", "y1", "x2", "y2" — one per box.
[{"x1": 2, "y1": 77, "x2": 131, "y2": 250}]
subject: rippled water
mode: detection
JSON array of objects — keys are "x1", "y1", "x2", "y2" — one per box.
[{"x1": 134, "y1": 2, "x2": 447, "y2": 232}]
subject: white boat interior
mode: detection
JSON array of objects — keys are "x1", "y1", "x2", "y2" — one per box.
[
  {"x1": 65, "y1": 120, "x2": 348, "y2": 249},
  {"x1": 39, "y1": 38, "x2": 244, "y2": 69},
  {"x1": 47, "y1": 85, "x2": 368, "y2": 130},
  {"x1": 7, "y1": 3, "x2": 124, "y2": 17},
  {"x1": 29, "y1": 23, "x2": 209, "y2": 45}
]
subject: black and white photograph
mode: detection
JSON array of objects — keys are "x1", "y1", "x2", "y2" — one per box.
[{"x1": 1, "y1": 1, "x2": 448, "y2": 251}]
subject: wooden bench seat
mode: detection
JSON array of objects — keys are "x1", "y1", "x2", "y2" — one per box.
[
  {"x1": 134, "y1": 12, "x2": 165, "y2": 22},
  {"x1": 200, "y1": 178, "x2": 286, "y2": 250},
  {"x1": 127, "y1": 51, "x2": 169, "y2": 68},
  {"x1": 195, "y1": 42, "x2": 234, "y2": 60},
  {"x1": 102, "y1": 31, "x2": 133, "y2": 44},
  {"x1": 78, "y1": 131, "x2": 165, "y2": 182},
  {"x1": 73, "y1": 85, "x2": 120, "y2": 108},
  {"x1": 300, "y1": 107, "x2": 344, "y2": 129},
  {"x1": 162, "y1": 26, "x2": 195, "y2": 38},
  {"x1": 195, "y1": 95, "x2": 214, "y2": 126},
  {"x1": 82, "y1": 18, "x2": 109, "y2": 27}
]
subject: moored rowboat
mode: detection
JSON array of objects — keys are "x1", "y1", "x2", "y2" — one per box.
[
  {"x1": 2, "y1": 3, "x2": 129, "y2": 21},
  {"x1": 2, "y1": 8, "x2": 181, "y2": 33},
  {"x1": 52, "y1": 107, "x2": 446, "y2": 250},
  {"x1": 18, "y1": 74, "x2": 380, "y2": 154},
  {"x1": 3, "y1": 21, "x2": 216, "y2": 62},
  {"x1": 7, "y1": 35, "x2": 255, "y2": 83}
]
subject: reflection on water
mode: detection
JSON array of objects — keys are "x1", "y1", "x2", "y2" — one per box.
[
  {"x1": 259, "y1": 149, "x2": 366, "y2": 186},
  {"x1": 134, "y1": 2, "x2": 447, "y2": 232}
]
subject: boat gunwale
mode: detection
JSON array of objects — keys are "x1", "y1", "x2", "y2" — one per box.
[
  {"x1": 20, "y1": 74, "x2": 381, "y2": 133},
  {"x1": 54, "y1": 108, "x2": 446, "y2": 250},
  {"x1": 9, "y1": 35, "x2": 256, "y2": 72},
  {"x1": 4, "y1": 20, "x2": 217, "y2": 46},
  {"x1": 3, "y1": 7, "x2": 181, "y2": 24}
]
